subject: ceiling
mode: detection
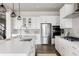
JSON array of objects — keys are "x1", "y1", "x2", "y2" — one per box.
[{"x1": 3, "y1": 3, "x2": 64, "y2": 11}]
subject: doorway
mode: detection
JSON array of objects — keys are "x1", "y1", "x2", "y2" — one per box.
[{"x1": 0, "y1": 18, "x2": 6, "y2": 39}]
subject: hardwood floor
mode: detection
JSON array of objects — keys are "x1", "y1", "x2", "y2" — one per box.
[{"x1": 35, "y1": 44, "x2": 60, "y2": 56}]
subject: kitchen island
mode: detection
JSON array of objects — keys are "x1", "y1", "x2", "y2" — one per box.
[{"x1": 0, "y1": 35, "x2": 35, "y2": 56}]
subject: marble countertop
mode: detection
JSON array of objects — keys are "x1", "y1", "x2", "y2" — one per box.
[
  {"x1": 59, "y1": 36, "x2": 79, "y2": 48},
  {"x1": 71, "y1": 41, "x2": 79, "y2": 48},
  {"x1": 12, "y1": 33, "x2": 37, "y2": 37},
  {"x1": 0, "y1": 35, "x2": 35, "y2": 55}
]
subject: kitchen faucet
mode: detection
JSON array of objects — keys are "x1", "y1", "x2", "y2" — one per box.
[{"x1": 19, "y1": 24, "x2": 27, "y2": 39}]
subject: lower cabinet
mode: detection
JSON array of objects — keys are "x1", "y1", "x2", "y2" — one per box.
[
  {"x1": 51, "y1": 38, "x2": 55, "y2": 44},
  {"x1": 55, "y1": 36, "x2": 79, "y2": 56},
  {"x1": 28, "y1": 47, "x2": 35, "y2": 56},
  {"x1": 35, "y1": 34, "x2": 41, "y2": 44},
  {"x1": 55, "y1": 37, "x2": 67, "y2": 55}
]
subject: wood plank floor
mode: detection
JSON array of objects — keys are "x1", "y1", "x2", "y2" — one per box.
[{"x1": 35, "y1": 44, "x2": 60, "y2": 56}]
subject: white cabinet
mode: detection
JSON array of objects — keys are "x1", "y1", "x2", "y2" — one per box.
[
  {"x1": 51, "y1": 38, "x2": 55, "y2": 44},
  {"x1": 55, "y1": 36, "x2": 69, "y2": 55},
  {"x1": 55, "y1": 37, "x2": 66, "y2": 55},
  {"x1": 35, "y1": 34, "x2": 41, "y2": 44},
  {"x1": 60, "y1": 4, "x2": 76, "y2": 18},
  {"x1": 55, "y1": 37, "x2": 63, "y2": 55},
  {"x1": 60, "y1": 18, "x2": 72, "y2": 28},
  {"x1": 55, "y1": 36, "x2": 79, "y2": 56},
  {"x1": 60, "y1": 4, "x2": 73, "y2": 28}
]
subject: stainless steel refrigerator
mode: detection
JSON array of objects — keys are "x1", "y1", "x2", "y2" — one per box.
[{"x1": 41, "y1": 23, "x2": 52, "y2": 44}]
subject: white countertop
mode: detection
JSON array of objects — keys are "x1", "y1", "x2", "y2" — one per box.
[
  {"x1": 12, "y1": 34, "x2": 37, "y2": 37},
  {"x1": 0, "y1": 41, "x2": 31, "y2": 53},
  {"x1": 58, "y1": 36, "x2": 79, "y2": 48},
  {"x1": 71, "y1": 41, "x2": 79, "y2": 48},
  {"x1": 0, "y1": 36, "x2": 35, "y2": 56}
]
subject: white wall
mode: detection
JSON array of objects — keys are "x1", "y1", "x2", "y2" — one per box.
[
  {"x1": 71, "y1": 17, "x2": 79, "y2": 37},
  {"x1": 12, "y1": 11, "x2": 60, "y2": 30},
  {"x1": 6, "y1": 10, "x2": 12, "y2": 38}
]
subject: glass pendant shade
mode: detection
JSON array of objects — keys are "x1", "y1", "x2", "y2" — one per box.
[
  {"x1": 17, "y1": 3, "x2": 21, "y2": 20},
  {"x1": 0, "y1": 4, "x2": 6, "y2": 13},
  {"x1": 11, "y1": 11, "x2": 16, "y2": 17},
  {"x1": 11, "y1": 3, "x2": 16, "y2": 17},
  {"x1": 17, "y1": 16, "x2": 21, "y2": 20}
]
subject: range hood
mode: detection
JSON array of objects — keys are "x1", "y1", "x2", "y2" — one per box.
[
  {"x1": 65, "y1": 3, "x2": 79, "y2": 18},
  {"x1": 74, "y1": 4, "x2": 79, "y2": 13}
]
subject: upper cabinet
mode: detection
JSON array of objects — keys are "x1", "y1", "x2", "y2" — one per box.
[
  {"x1": 60, "y1": 18, "x2": 72, "y2": 28},
  {"x1": 60, "y1": 4, "x2": 74, "y2": 28},
  {"x1": 60, "y1": 3, "x2": 79, "y2": 18}
]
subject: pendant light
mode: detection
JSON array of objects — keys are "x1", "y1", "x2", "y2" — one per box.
[
  {"x1": 11, "y1": 3, "x2": 16, "y2": 17},
  {"x1": 0, "y1": 3, "x2": 6, "y2": 13},
  {"x1": 17, "y1": 3, "x2": 21, "y2": 20}
]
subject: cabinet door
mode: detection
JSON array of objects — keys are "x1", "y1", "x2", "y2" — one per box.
[
  {"x1": 55, "y1": 36, "x2": 79, "y2": 56},
  {"x1": 60, "y1": 5, "x2": 65, "y2": 18},
  {"x1": 55, "y1": 37, "x2": 64, "y2": 55},
  {"x1": 35, "y1": 34, "x2": 41, "y2": 44},
  {"x1": 60, "y1": 18, "x2": 72, "y2": 28},
  {"x1": 58, "y1": 38, "x2": 66, "y2": 55},
  {"x1": 60, "y1": 4, "x2": 73, "y2": 28},
  {"x1": 60, "y1": 4, "x2": 76, "y2": 18},
  {"x1": 55, "y1": 37, "x2": 71, "y2": 56},
  {"x1": 62, "y1": 40, "x2": 71, "y2": 56},
  {"x1": 64, "y1": 4, "x2": 77, "y2": 18},
  {"x1": 51, "y1": 38, "x2": 55, "y2": 44}
]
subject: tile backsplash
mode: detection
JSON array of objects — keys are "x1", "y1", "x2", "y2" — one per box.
[
  {"x1": 63, "y1": 28, "x2": 79, "y2": 38},
  {"x1": 63, "y1": 28, "x2": 72, "y2": 36},
  {"x1": 70, "y1": 29, "x2": 79, "y2": 38},
  {"x1": 71, "y1": 17, "x2": 79, "y2": 38}
]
